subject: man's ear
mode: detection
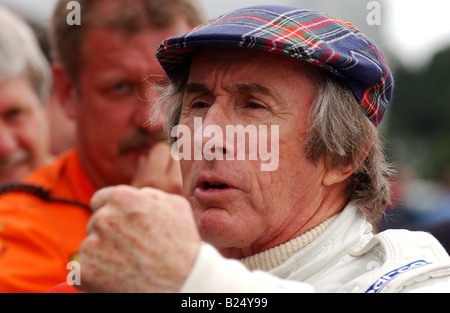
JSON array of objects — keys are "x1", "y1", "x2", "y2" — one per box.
[
  {"x1": 52, "y1": 62, "x2": 78, "y2": 119},
  {"x1": 322, "y1": 162, "x2": 354, "y2": 186},
  {"x1": 321, "y1": 137, "x2": 374, "y2": 187}
]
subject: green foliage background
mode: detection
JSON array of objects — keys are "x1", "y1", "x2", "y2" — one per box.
[{"x1": 383, "y1": 47, "x2": 450, "y2": 182}]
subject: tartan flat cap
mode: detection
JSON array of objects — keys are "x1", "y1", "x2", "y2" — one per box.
[{"x1": 156, "y1": 5, "x2": 394, "y2": 126}]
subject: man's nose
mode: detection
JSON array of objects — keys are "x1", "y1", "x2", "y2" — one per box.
[
  {"x1": 0, "y1": 123, "x2": 18, "y2": 157},
  {"x1": 194, "y1": 104, "x2": 232, "y2": 161}
]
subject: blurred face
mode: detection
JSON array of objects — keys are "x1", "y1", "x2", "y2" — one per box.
[
  {"x1": 0, "y1": 76, "x2": 49, "y2": 183},
  {"x1": 179, "y1": 47, "x2": 331, "y2": 258},
  {"x1": 72, "y1": 21, "x2": 190, "y2": 188}
]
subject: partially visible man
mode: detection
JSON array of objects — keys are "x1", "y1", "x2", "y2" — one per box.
[
  {"x1": 77, "y1": 6, "x2": 450, "y2": 293},
  {"x1": 0, "y1": 5, "x2": 52, "y2": 183},
  {"x1": 0, "y1": 0, "x2": 205, "y2": 292}
]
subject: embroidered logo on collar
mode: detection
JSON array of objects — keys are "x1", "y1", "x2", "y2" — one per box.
[{"x1": 366, "y1": 260, "x2": 431, "y2": 293}]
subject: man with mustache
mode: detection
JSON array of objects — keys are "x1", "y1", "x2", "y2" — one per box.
[
  {"x1": 0, "y1": 5, "x2": 52, "y2": 184},
  {"x1": 0, "y1": 0, "x2": 205, "y2": 292},
  {"x1": 76, "y1": 5, "x2": 450, "y2": 293}
]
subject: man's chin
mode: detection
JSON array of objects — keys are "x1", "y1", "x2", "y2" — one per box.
[{"x1": 198, "y1": 210, "x2": 241, "y2": 244}]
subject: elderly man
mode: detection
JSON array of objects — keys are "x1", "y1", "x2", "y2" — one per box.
[
  {"x1": 0, "y1": 5, "x2": 52, "y2": 183},
  {"x1": 0, "y1": 0, "x2": 204, "y2": 292},
  {"x1": 77, "y1": 5, "x2": 450, "y2": 293}
]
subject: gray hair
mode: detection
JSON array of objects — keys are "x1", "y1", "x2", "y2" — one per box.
[
  {"x1": 152, "y1": 60, "x2": 394, "y2": 223},
  {"x1": 0, "y1": 5, "x2": 51, "y2": 102},
  {"x1": 305, "y1": 70, "x2": 395, "y2": 223}
]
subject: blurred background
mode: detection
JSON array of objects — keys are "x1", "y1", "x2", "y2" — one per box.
[{"x1": 1, "y1": 0, "x2": 449, "y2": 232}]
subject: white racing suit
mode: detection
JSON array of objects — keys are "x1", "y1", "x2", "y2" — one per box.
[{"x1": 181, "y1": 203, "x2": 450, "y2": 293}]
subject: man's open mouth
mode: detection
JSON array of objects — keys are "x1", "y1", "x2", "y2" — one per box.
[
  {"x1": 194, "y1": 175, "x2": 240, "y2": 202},
  {"x1": 199, "y1": 181, "x2": 229, "y2": 190}
]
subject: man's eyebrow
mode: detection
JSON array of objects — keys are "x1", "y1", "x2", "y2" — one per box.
[
  {"x1": 236, "y1": 83, "x2": 272, "y2": 96},
  {"x1": 184, "y1": 82, "x2": 273, "y2": 96},
  {"x1": 185, "y1": 82, "x2": 210, "y2": 94}
]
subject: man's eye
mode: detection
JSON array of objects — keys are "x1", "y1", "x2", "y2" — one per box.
[
  {"x1": 5, "y1": 108, "x2": 24, "y2": 120},
  {"x1": 112, "y1": 82, "x2": 131, "y2": 91},
  {"x1": 247, "y1": 101, "x2": 266, "y2": 109},
  {"x1": 103, "y1": 82, "x2": 133, "y2": 96},
  {"x1": 191, "y1": 101, "x2": 210, "y2": 109}
]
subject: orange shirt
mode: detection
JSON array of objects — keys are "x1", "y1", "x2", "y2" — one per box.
[{"x1": 0, "y1": 149, "x2": 95, "y2": 292}]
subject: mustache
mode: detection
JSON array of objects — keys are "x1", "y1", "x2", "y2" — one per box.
[
  {"x1": 0, "y1": 149, "x2": 29, "y2": 174},
  {"x1": 118, "y1": 129, "x2": 167, "y2": 154}
]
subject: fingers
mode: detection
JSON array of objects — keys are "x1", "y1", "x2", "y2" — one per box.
[
  {"x1": 90, "y1": 186, "x2": 117, "y2": 213},
  {"x1": 165, "y1": 158, "x2": 183, "y2": 195},
  {"x1": 88, "y1": 185, "x2": 171, "y2": 232},
  {"x1": 131, "y1": 142, "x2": 183, "y2": 194},
  {"x1": 79, "y1": 185, "x2": 200, "y2": 293},
  {"x1": 145, "y1": 141, "x2": 174, "y2": 176}
]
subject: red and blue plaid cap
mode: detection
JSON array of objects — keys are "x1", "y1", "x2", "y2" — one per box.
[{"x1": 156, "y1": 5, "x2": 394, "y2": 126}]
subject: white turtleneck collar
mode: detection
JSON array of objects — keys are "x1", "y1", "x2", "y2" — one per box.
[{"x1": 241, "y1": 214, "x2": 339, "y2": 271}]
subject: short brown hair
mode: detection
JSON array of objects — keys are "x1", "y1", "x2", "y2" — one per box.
[{"x1": 49, "y1": 0, "x2": 205, "y2": 81}]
